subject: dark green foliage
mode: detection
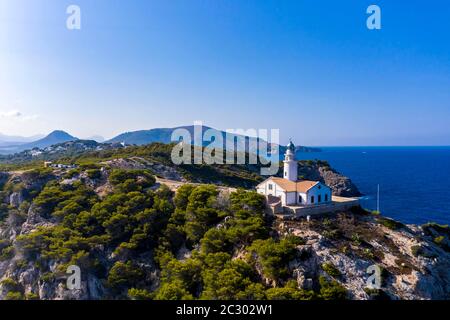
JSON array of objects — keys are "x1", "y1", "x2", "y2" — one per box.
[
  {"x1": 154, "y1": 280, "x2": 194, "y2": 300},
  {"x1": 5, "y1": 291, "x2": 24, "y2": 300},
  {"x1": 86, "y1": 169, "x2": 102, "y2": 179},
  {"x1": 377, "y1": 217, "x2": 404, "y2": 230},
  {"x1": 6, "y1": 165, "x2": 357, "y2": 300},
  {"x1": 157, "y1": 252, "x2": 203, "y2": 298},
  {"x1": 265, "y1": 280, "x2": 315, "y2": 300},
  {"x1": 184, "y1": 185, "x2": 222, "y2": 243},
  {"x1": 127, "y1": 288, "x2": 153, "y2": 300},
  {"x1": 364, "y1": 287, "x2": 391, "y2": 300},
  {"x1": 109, "y1": 169, "x2": 156, "y2": 192},
  {"x1": 107, "y1": 261, "x2": 145, "y2": 291},
  {"x1": 200, "y1": 253, "x2": 265, "y2": 300},
  {"x1": 247, "y1": 236, "x2": 302, "y2": 281},
  {"x1": 321, "y1": 262, "x2": 341, "y2": 278},
  {"x1": 318, "y1": 276, "x2": 347, "y2": 300},
  {"x1": 422, "y1": 222, "x2": 450, "y2": 236}
]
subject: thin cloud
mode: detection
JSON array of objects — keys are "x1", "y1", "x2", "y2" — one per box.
[
  {"x1": 0, "y1": 110, "x2": 22, "y2": 118},
  {"x1": 0, "y1": 109, "x2": 39, "y2": 125}
]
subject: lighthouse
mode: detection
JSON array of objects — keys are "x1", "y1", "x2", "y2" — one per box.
[{"x1": 283, "y1": 140, "x2": 298, "y2": 182}]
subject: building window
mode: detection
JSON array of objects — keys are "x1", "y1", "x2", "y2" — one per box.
[
  {"x1": 298, "y1": 195, "x2": 302, "y2": 203},
  {"x1": 268, "y1": 184, "x2": 273, "y2": 190},
  {"x1": 311, "y1": 196, "x2": 315, "y2": 204},
  {"x1": 318, "y1": 195, "x2": 322, "y2": 203},
  {"x1": 284, "y1": 171, "x2": 287, "y2": 177},
  {"x1": 325, "y1": 194, "x2": 328, "y2": 202}
]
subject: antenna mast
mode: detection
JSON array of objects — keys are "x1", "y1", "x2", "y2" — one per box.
[{"x1": 377, "y1": 184, "x2": 380, "y2": 213}]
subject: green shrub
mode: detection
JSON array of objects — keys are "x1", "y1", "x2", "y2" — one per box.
[
  {"x1": 25, "y1": 292, "x2": 40, "y2": 300},
  {"x1": 127, "y1": 288, "x2": 153, "y2": 300},
  {"x1": 0, "y1": 245, "x2": 14, "y2": 261},
  {"x1": 321, "y1": 263, "x2": 341, "y2": 278},
  {"x1": 1, "y1": 277, "x2": 19, "y2": 290},
  {"x1": 265, "y1": 281, "x2": 315, "y2": 300},
  {"x1": 5, "y1": 291, "x2": 24, "y2": 300},
  {"x1": 378, "y1": 217, "x2": 403, "y2": 230},
  {"x1": 351, "y1": 234, "x2": 362, "y2": 245},
  {"x1": 86, "y1": 169, "x2": 102, "y2": 180},
  {"x1": 434, "y1": 236, "x2": 445, "y2": 245},
  {"x1": 247, "y1": 236, "x2": 301, "y2": 281},
  {"x1": 154, "y1": 280, "x2": 194, "y2": 300},
  {"x1": 318, "y1": 276, "x2": 347, "y2": 300},
  {"x1": 107, "y1": 261, "x2": 145, "y2": 291},
  {"x1": 364, "y1": 287, "x2": 390, "y2": 300},
  {"x1": 411, "y1": 245, "x2": 423, "y2": 257},
  {"x1": 362, "y1": 248, "x2": 375, "y2": 260}
]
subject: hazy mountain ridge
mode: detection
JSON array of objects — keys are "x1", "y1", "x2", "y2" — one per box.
[
  {"x1": 107, "y1": 126, "x2": 321, "y2": 154},
  {"x1": 0, "y1": 126, "x2": 321, "y2": 157},
  {"x1": 0, "y1": 131, "x2": 77, "y2": 155}
]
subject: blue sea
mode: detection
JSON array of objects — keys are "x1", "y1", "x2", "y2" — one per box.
[{"x1": 296, "y1": 147, "x2": 450, "y2": 225}]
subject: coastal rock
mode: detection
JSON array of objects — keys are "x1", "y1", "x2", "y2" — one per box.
[
  {"x1": 102, "y1": 157, "x2": 184, "y2": 181},
  {"x1": 9, "y1": 192, "x2": 23, "y2": 208},
  {"x1": 297, "y1": 161, "x2": 361, "y2": 197}
]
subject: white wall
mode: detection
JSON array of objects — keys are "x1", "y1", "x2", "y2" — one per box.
[
  {"x1": 286, "y1": 192, "x2": 297, "y2": 205},
  {"x1": 256, "y1": 180, "x2": 286, "y2": 205},
  {"x1": 297, "y1": 192, "x2": 307, "y2": 205},
  {"x1": 257, "y1": 180, "x2": 333, "y2": 207},
  {"x1": 305, "y1": 182, "x2": 332, "y2": 205}
]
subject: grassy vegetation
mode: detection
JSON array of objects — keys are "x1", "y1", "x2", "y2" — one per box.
[
  {"x1": 321, "y1": 263, "x2": 341, "y2": 278},
  {"x1": 377, "y1": 217, "x2": 404, "y2": 230}
]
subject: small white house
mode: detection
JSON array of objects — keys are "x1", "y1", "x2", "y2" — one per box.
[{"x1": 256, "y1": 141, "x2": 332, "y2": 207}]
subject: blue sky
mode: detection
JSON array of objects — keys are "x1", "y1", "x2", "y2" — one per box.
[{"x1": 0, "y1": 0, "x2": 449, "y2": 145}]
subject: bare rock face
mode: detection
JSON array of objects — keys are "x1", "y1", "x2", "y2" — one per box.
[
  {"x1": 102, "y1": 157, "x2": 184, "y2": 181},
  {"x1": 9, "y1": 192, "x2": 23, "y2": 208},
  {"x1": 297, "y1": 161, "x2": 361, "y2": 197},
  {"x1": 318, "y1": 167, "x2": 361, "y2": 197},
  {"x1": 279, "y1": 214, "x2": 450, "y2": 300}
]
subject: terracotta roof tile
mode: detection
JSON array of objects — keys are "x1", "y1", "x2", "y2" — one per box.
[{"x1": 268, "y1": 177, "x2": 319, "y2": 193}]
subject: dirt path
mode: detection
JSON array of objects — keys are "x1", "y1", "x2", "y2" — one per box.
[{"x1": 155, "y1": 177, "x2": 237, "y2": 193}]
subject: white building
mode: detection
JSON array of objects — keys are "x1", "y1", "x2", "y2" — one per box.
[{"x1": 256, "y1": 141, "x2": 332, "y2": 207}]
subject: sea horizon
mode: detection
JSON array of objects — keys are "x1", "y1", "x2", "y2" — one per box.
[{"x1": 297, "y1": 146, "x2": 450, "y2": 226}]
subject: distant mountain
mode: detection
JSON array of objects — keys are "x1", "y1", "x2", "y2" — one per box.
[
  {"x1": 22, "y1": 130, "x2": 78, "y2": 149},
  {"x1": 0, "y1": 133, "x2": 45, "y2": 146},
  {"x1": 107, "y1": 126, "x2": 321, "y2": 154},
  {"x1": 85, "y1": 135, "x2": 105, "y2": 143},
  {"x1": 107, "y1": 127, "x2": 194, "y2": 145},
  {"x1": 0, "y1": 126, "x2": 320, "y2": 156},
  {"x1": 0, "y1": 130, "x2": 78, "y2": 154}
]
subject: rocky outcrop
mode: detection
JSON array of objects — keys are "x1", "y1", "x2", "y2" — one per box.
[
  {"x1": 102, "y1": 157, "x2": 184, "y2": 181},
  {"x1": 0, "y1": 172, "x2": 8, "y2": 187},
  {"x1": 9, "y1": 192, "x2": 23, "y2": 208},
  {"x1": 278, "y1": 213, "x2": 450, "y2": 300},
  {"x1": 298, "y1": 161, "x2": 361, "y2": 197}
]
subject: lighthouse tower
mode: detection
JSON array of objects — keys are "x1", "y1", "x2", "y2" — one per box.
[{"x1": 283, "y1": 140, "x2": 298, "y2": 182}]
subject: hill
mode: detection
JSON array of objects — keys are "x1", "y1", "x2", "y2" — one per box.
[
  {"x1": 0, "y1": 131, "x2": 77, "y2": 155},
  {"x1": 0, "y1": 133, "x2": 44, "y2": 146},
  {"x1": 107, "y1": 125, "x2": 321, "y2": 154},
  {"x1": 20, "y1": 130, "x2": 78, "y2": 149},
  {"x1": 0, "y1": 167, "x2": 448, "y2": 300}
]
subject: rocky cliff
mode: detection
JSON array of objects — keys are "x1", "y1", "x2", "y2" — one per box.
[
  {"x1": 0, "y1": 166, "x2": 448, "y2": 300},
  {"x1": 277, "y1": 212, "x2": 450, "y2": 299},
  {"x1": 297, "y1": 160, "x2": 361, "y2": 197}
]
